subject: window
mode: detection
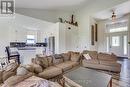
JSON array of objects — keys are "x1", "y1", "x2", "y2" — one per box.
[
  {"x1": 26, "y1": 35, "x2": 35, "y2": 44},
  {"x1": 106, "y1": 37, "x2": 109, "y2": 52},
  {"x1": 112, "y1": 36, "x2": 120, "y2": 47},
  {"x1": 106, "y1": 21, "x2": 128, "y2": 33},
  {"x1": 123, "y1": 35, "x2": 127, "y2": 55},
  {"x1": 109, "y1": 27, "x2": 128, "y2": 33}
]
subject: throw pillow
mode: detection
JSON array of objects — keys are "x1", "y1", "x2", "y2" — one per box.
[
  {"x1": 36, "y1": 57, "x2": 49, "y2": 68},
  {"x1": 52, "y1": 54, "x2": 64, "y2": 65},
  {"x1": 70, "y1": 52, "x2": 81, "y2": 62},
  {"x1": 52, "y1": 54, "x2": 63, "y2": 59},
  {"x1": 33, "y1": 64, "x2": 43, "y2": 74},
  {"x1": 61, "y1": 53, "x2": 71, "y2": 61},
  {"x1": 17, "y1": 66, "x2": 29, "y2": 76},
  {"x1": 23, "y1": 64, "x2": 34, "y2": 72},
  {"x1": 83, "y1": 54, "x2": 92, "y2": 60},
  {"x1": 83, "y1": 50, "x2": 98, "y2": 59},
  {"x1": 36, "y1": 54, "x2": 47, "y2": 58},
  {"x1": 47, "y1": 56, "x2": 53, "y2": 66}
]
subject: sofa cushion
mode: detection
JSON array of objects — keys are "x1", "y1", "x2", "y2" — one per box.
[
  {"x1": 2, "y1": 71, "x2": 16, "y2": 82},
  {"x1": 32, "y1": 64, "x2": 43, "y2": 74},
  {"x1": 4, "y1": 73, "x2": 33, "y2": 86},
  {"x1": 83, "y1": 50, "x2": 98, "y2": 59},
  {"x1": 36, "y1": 54, "x2": 47, "y2": 58},
  {"x1": 47, "y1": 56, "x2": 53, "y2": 66},
  {"x1": 64, "y1": 61, "x2": 79, "y2": 67},
  {"x1": 17, "y1": 66, "x2": 29, "y2": 76},
  {"x1": 82, "y1": 63, "x2": 121, "y2": 72},
  {"x1": 82, "y1": 59, "x2": 99, "y2": 64},
  {"x1": 0, "y1": 70, "x2": 3, "y2": 84},
  {"x1": 70, "y1": 52, "x2": 80, "y2": 62},
  {"x1": 61, "y1": 52, "x2": 71, "y2": 61},
  {"x1": 35, "y1": 57, "x2": 49, "y2": 68},
  {"x1": 38, "y1": 66, "x2": 62, "y2": 79},
  {"x1": 98, "y1": 53, "x2": 117, "y2": 61},
  {"x1": 52, "y1": 54, "x2": 64, "y2": 65},
  {"x1": 99, "y1": 60, "x2": 121, "y2": 67},
  {"x1": 22, "y1": 64, "x2": 34, "y2": 72},
  {"x1": 55, "y1": 62, "x2": 74, "y2": 72}
]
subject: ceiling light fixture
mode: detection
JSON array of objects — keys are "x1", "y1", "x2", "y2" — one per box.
[{"x1": 111, "y1": 10, "x2": 116, "y2": 22}]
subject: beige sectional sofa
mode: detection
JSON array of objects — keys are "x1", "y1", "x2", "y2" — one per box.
[
  {"x1": 82, "y1": 50, "x2": 121, "y2": 72},
  {"x1": 0, "y1": 51, "x2": 81, "y2": 86},
  {"x1": 32, "y1": 51, "x2": 81, "y2": 79}
]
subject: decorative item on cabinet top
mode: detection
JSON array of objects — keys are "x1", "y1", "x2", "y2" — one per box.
[{"x1": 59, "y1": 14, "x2": 78, "y2": 27}]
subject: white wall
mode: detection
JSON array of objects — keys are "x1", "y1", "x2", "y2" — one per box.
[
  {"x1": 89, "y1": 17, "x2": 98, "y2": 51},
  {"x1": 0, "y1": 19, "x2": 11, "y2": 57},
  {"x1": 97, "y1": 20, "x2": 107, "y2": 52}
]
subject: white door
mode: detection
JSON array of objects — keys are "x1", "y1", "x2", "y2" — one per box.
[{"x1": 109, "y1": 33, "x2": 128, "y2": 57}]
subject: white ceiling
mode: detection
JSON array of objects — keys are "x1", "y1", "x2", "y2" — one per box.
[
  {"x1": 94, "y1": 1, "x2": 130, "y2": 20},
  {"x1": 15, "y1": 0, "x2": 88, "y2": 10}
]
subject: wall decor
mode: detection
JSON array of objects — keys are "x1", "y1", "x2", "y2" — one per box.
[
  {"x1": 91, "y1": 25, "x2": 95, "y2": 45},
  {"x1": 95, "y1": 23, "x2": 98, "y2": 42},
  {"x1": 59, "y1": 18, "x2": 63, "y2": 23},
  {"x1": 58, "y1": 14, "x2": 78, "y2": 27}
]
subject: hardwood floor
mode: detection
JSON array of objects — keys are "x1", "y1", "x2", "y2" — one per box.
[{"x1": 112, "y1": 59, "x2": 130, "y2": 87}]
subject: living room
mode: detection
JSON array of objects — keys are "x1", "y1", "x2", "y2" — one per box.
[{"x1": 0, "y1": 0, "x2": 130, "y2": 87}]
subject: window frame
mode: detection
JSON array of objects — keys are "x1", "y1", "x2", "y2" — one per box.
[{"x1": 26, "y1": 35, "x2": 35, "y2": 44}]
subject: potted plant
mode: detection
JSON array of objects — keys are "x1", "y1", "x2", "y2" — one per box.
[{"x1": 128, "y1": 42, "x2": 130, "y2": 45}]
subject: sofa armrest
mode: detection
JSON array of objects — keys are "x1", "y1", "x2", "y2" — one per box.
[
  {"x1": 2, "y1": 71, "x2": 16, "y2": 82},
  {"x1": 0, "y1": 70, "x2": 4, "y2": 84},
  {"x1": 3, "y1": 73, "x2": 33, "y2": 86}
]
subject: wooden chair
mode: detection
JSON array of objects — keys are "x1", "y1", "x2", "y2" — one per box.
[{"x1": 5, "y1": 46, "x2": 20, "y2": 64}]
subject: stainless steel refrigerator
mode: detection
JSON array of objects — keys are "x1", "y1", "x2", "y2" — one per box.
[{"x1": 48, "y1": 36, "x2": 55, "y2": 54}]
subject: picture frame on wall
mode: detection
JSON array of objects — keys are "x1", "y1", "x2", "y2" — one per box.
[
  {"x1": 95, "y1": 23, "x2": 98, "y2": 42},
  {"x1": 91, "y1": 25, "x2": 94, "y2": 45}
]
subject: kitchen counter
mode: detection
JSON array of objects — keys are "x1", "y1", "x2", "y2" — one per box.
[
  {"x1": 10, "y1": 47, "x2": 46, "y2": 64},
  {"x1": 17, "y1": 47, "x2": 36, "y2": 50}
]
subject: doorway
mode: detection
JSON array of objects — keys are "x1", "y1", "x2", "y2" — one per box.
[
  {"x1": 106, "y1": 21, "x2": 128, "y2": 57},
  {"x1": 107, "y1": 32, "x2": 128, "y2": 57}
]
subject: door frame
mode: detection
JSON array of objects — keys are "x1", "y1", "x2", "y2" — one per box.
[{"x1": 106, "y1": 31, "x2": 128, "y2": 57}]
